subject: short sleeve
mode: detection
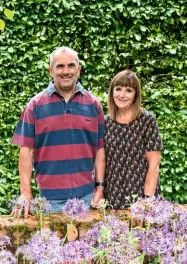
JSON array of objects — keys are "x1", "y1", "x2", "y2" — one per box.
[
  {"x1": 96, "y1": 100, "x2": 104, "y2": 149},
  {"x1": 11, "y1": 105, "x2": 35, "y2": 148},
  {"x1": 144, "y1": 114, "x2": 163, "y2": 152}
]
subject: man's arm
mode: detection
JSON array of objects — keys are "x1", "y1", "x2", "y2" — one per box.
[
  {"x1": 144, "y1": 151, "x2": 161, "y2": 196},
  {"x1": 92, "y1": 147, "x2": 106, "y2": 207},
  {"x1": 11, "y1": 147, "x2": 34, "y2": 218}
]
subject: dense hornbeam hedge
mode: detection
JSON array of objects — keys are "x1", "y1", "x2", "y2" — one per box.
[{"x1": 0, "y1": 0, "x2": 186, "y2": 212}]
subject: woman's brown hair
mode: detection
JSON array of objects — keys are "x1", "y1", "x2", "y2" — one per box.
[{"x1": 107, "y1": 70, "x2": 142, "y2": 121}]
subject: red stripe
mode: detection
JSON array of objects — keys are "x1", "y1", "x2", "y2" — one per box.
[
  {"x1": 73, "y1": 92, "x2": 98, "y2": 105},
  {"x1": 34, "y1": 144, "x2": 97, "y2": 162},
  {"x1": 20, "y1": 108, "x2": 35, "y2": 124},
  {"x1": 31, "y1": 92, "x2": 61, "y2": 107},
  {"x1": 35, "y1": 114, "x2": 99, "y2": 134},
  {"x1": 35, "y1": 171, "x2": 94, "y2": 189},
  {"x1": 12, "y1": 134, "x2": 34, "y2": 148},
  {"x1": 98, "y1": 139, "x2": 104, "y2": 149}
]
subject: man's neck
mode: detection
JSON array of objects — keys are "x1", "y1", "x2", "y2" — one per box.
[{"x1": 56, "y1": 86, "x2": 76, "y2": 102}]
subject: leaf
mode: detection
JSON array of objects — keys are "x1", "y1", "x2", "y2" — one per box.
[
  {"x1": 165, "y1": 186, "x2": 172, "y2": 193},
  {"x1": 135, "y1": 34, "x2": 141, "y2": 41},
  {"x1": 0, "y1": 19, "x2": 5, "y2": 31},
  {"x1": 140, "y1": 25, "x2": 146, "y2": 32},
  {"x1": 0, "y1": 186, "x2": 6, "y2": 195},
  {"x1": 4, "y1": 8, "x2": 14, "y2": 20}
]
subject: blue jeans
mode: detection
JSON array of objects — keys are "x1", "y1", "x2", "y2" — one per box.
[{"x1": 48, "y1": 193, "x2": 93, "y2": 213}]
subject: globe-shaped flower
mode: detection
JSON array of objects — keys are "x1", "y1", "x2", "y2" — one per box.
[{"x1": 63, "y1": 198, "x2": 89, "y2": 220}]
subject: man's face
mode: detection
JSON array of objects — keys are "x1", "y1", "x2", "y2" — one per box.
[{"x1": 48, "y1": 51, "x2": 81, "y2": 92}]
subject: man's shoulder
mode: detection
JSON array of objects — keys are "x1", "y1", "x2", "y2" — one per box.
[
  {"x1": 81, "y1": 89, "x2": 102, "y2": 106},
  {"x1": 26, "y1": 88, "x2": 50, "y2": 110}
]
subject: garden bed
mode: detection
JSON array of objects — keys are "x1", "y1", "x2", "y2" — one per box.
[{"x1": 0, "y1": 197, "x2": 187, "y2": 264}]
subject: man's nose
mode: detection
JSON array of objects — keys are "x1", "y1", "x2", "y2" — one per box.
[{"x1": 62, "y1": 66, "x2": 70, "y2": 74}]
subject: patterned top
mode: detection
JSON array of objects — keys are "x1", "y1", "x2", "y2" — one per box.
[
  {"x1": 12, "y1": 81, "x2": 104, "y2": 200},
  {"x1": 104, "y1": 109, "x2": 163, "y2": 209}
]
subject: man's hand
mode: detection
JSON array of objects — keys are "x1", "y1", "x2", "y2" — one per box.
[
  {"x1": 11, "y1": 195, "x2": 32, "y2": 219},
  {"x1": 92, "y1": 187, "x2": 104, "y2": 208}
]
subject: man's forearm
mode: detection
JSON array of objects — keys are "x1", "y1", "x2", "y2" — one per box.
[{"x1": 19, "y1": 147, "x2": 34, "y2": 200}]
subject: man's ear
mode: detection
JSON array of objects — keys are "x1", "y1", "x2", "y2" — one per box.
[
  {"x1": 48, "y1": 66, "x2": 53, "y2": 77},
  {"x1": 78, "y1": 65, "x2": 82, "y2": 76}
]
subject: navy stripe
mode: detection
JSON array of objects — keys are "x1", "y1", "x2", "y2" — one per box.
[
  {"x1": 98, "y1": 124, "x2": 104, "y2": 138},
  {"x1": 35, "y1": 129, "x2": 98, "y2": 148},
  {"x1": 34, "y1": 158, "x2": 94, "y2": 175},
  {"x1": 15, "y1": 120, "x2": 35, "y2": 138},
  {"x1": 40, "y1": 183, "x2": 94, "y2": 200},
  {"x1": 33, "y1": 101, "x2": 98, "y2": 120}
]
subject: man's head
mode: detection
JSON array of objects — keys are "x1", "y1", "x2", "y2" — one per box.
[{"x1": 48, "y1": 47, "x2": 81, "y2": 93}]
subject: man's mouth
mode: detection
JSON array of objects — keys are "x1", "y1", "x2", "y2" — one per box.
[{"x1": 60, "y1": 75, "x2": 72, "y2": 79}]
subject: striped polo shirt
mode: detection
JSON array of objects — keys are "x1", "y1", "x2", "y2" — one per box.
[{"x1": 12, "y1": 81, "x2": 104, "y2": 200}]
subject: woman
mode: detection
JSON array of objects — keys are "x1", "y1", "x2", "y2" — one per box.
[{"x1": 104, "y1": 70, "x2": 163, "y2": 209}]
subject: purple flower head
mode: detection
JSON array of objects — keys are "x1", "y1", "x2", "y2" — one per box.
[
  {"x1": 0, "y1": 250, "x2": 16, "y2": 264},
  {"x1": 161, "y1": 253, "x2": 176, "y2": 264},
  {"x1": 60, "y1": 240, "x2": 93, "y2": 262},
  {"x1": 171, "y1": 206, "x2": 187, "y2": 236},
  {"x1": 81, "y1": 215, "x2": 129, "y2": 256},
  {"x1": 131, "y1": 196, "x2": 174, "y2": 225},
  {"x1": 16, "y1": 229, "x2": 63, "y2": 264},
  {"x1": 108, "y1": 239, "x2": 141, "y2": 264},
  {"x1": 31, "y1": 197, "x2": 51, "y2": 214},
  {"x1": 63, "y1": 198, "x2": 89, "y2": 220},
  {"x1": 139, "y1": 226, "x2": 175, "y2": 256},
  {"x1": 9, "y1": 196, "x2": 29, "y2": 210},
  {"x1": 174, "y1": 234, "x2": 187, "y2": 264},
  {"x1": 127, "y1": 72, "x2": 134, "y2": 79},
  {"x1": 0, "y1": 235, "x2": 11, "y2": 250}
]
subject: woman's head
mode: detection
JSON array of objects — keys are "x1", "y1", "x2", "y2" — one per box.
[{"x1": 107, "y1": 70, "x2": 141, "y2": 121}]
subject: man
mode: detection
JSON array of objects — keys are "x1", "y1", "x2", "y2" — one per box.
[{"x1": 11, "y1": 46, "x2": 105, "y2": 218}]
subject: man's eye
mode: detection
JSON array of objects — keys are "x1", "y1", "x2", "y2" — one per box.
[{"x1": 56, "y1": 65, "x2": 64, "y2": 69}]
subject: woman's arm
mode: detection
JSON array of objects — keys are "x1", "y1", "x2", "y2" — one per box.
[{"x1": 144, "y1": 151, "x2": 161, "y2": 196}]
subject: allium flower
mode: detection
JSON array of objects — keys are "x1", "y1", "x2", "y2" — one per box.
[
  {"x1": 0, "y1": 250, "x2": 16, "y2": 264},
  {"x1": 131, "y1": 196, "x2": 174, "y2": 225},
  {"x1": 16, "y1": 229, "x2": 63, "y2": 264},
  {"x1": 139, "y1": 226, "x2": 175, "y2": 256},
  {"x1": 161, "y1": 253, "x2": 176, "y2": 264},
  {"x1": 9, "y1": 196, "x2": 29, "y2": 210},
  {"x1": 63, "y1": 198, "x2": 89, "y2": 220},
  {"x1": 0, "y1": 235, "x2": 11, "y2": 249},
  {"x1": 60, "y1": 240, "x2": 93, "y2": 262},
  {"x1": 108, "y1": 239, "x2": 141, "y2": 264},
  {"x1": 81, "y1": 216, "x2": 129, "y2": 247},
  {"x1": 96, "y1": 199, "x2": 110, "y2": 210},
  {"x1": 171, "y1": 206, "x2": 187, "y2": 235},
  {"x1": 80, "y1": 227, "x2": 100, "y2": 247},
  {"x1": 31, "y1": 197, "x2": 51, "y2": 213}
]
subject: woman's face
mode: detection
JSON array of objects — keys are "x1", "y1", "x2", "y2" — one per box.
[{"x1": 113, "y1": 86, "x2": 136, "y2": 111}]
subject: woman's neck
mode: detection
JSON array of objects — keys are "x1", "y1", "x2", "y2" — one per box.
[{"x1": 116, "y1": 106, "x2": 134, "y2": 124}]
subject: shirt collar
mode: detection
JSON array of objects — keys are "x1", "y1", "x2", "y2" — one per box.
[{"x1": 46, "y1": 81, "x2": 85, "y2": 96}]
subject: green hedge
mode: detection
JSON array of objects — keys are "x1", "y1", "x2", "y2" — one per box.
[{"x1": 0, "y1": 0, "x2": 186, "y2": 212}]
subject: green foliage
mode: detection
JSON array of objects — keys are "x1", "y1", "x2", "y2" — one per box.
[{"x1": 0, "y1": 0, "x2": 186, "y2": 211}]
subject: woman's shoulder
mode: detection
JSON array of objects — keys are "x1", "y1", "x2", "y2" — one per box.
[
  {"x1": 104, "y1": 114, "x2": 114, "y2": 127},
  {"x1": 104, "y1": 114, "x2": 112, "y2": 122},
  {"x1": 139, "y1": 108, "x2": 156, "y2": 120}
]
